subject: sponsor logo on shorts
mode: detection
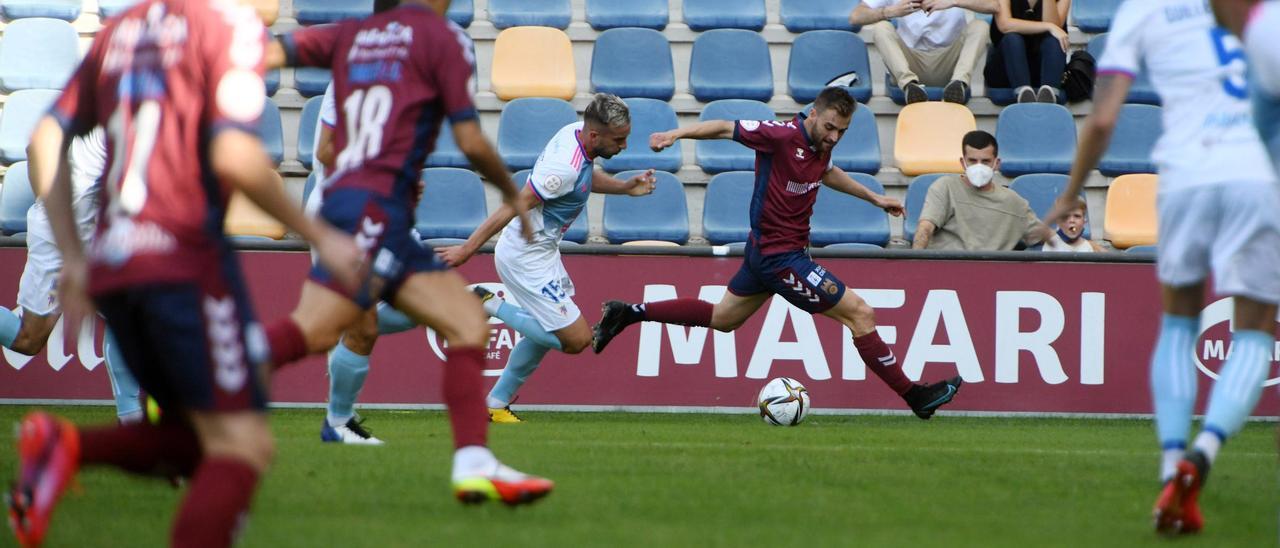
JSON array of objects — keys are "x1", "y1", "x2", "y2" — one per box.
[
  {"x1": 821, "y1": 279, "x2": 839, "y2": 295},
  {"x1": 780, "y1": 271, "x2": 821, "y2": 304},
  {"x1": 204, "y1": 295, "x2": 247, "y2": 393},
  {"x1": 806, "y1": 271, "x2": 823, "y2": 287}
]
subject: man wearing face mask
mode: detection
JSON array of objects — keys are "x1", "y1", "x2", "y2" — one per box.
[{"x1": 912, "y1": 130, "x2": 1046, "y2": 250}]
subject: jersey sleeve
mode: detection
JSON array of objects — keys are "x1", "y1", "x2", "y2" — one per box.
[
  {"x1": 432, "y1": 28, "x2": 479, "y2": 123},
  {"x1": 732, "y1": 120, "x2": 789, "y2": 153},
  {"x1": 50, "y1": 35, "x2": 105, "y2": 137},
  {"x1": 201, "y1": 8, "x2": 269, "y2": 136},
  {"x1": 1096, "y1": 2, "x2": 1149, "y2": 77},
  {"x1": 319, "y1": 81, "x2": 337, "y2": 128},
  {"x1": 280, "y1": 23, "x2": 343, "y2": 68},
  {"x1": 528, "y1": 160, "x2": 579, "y2": 201}
]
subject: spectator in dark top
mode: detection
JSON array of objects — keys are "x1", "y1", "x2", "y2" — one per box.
[{"x1": 984, "y1": 0, "x2": 1071, "y2": 103}]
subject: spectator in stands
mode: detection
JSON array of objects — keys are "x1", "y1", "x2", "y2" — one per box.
[
  {"x1": 1042, "y1": 197, "x2": 1104, "y2": 252},
  {"x1": 913, "y1": 130, "x2": 1048, "y2": 250},
  {"x1": 985, "y1": 0, "x2": 1071, "y2": 103},
  {"x1": 851, "y1": 0, "x2": 998, "y2": 104}
]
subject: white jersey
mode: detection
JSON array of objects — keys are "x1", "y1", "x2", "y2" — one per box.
[
  {"x1": 496, "y1": 121, "x2": 593, "y2": 273},
  {"x1": 1099, "y1": 0, "x2": 1276, "y2": 191},
  {"x1": 303, "y1": 81, "x2": 338, "y2": 217},
  {"x1": 69, "y1": 127, "x2": 107, "y2": 202},
  {"x1": 1245, "y1": 1, "x2": 1280, "y2": 97}
]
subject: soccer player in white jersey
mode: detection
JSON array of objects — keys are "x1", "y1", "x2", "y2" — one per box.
[
  {"x1": 1211, "y1": 0, "x2": 1280, "y2": 172},
  {"x1": 437, "y1": 93, "x2": 656, "y2": 422},
  {"x1": 1043, "y1": 0, "x2": 1280, "y2": 535},
  {"x1": 0, "y1": 128, "x2": 142, "y2": 423}
]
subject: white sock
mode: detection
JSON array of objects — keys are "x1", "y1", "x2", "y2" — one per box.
[
  {"x1": 485, "y1": 396, "x2": 507, "y2": 409},
  {"x1": 1192, "y1": 430, "x2": 1223, "y2": 465},
  {"x1": 327, "y1": 412, "x2": 353, "y2": 428},
  {"x1": 1160, "y1": 448, "x2": 1184, "y2": 482},
  {"x1": 452, "y1": 445, "x2": 498, "y2": 481},
  {"x1": 118, "y1": 410, "x2": 145, "y2": 425},
  {"x1": 481, "y1": 295, "x2": 502, "y2": 316}
]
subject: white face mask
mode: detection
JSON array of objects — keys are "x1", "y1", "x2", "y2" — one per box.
[{"x1": 964, "y1": 163, "x2": 994, "y2": 188}]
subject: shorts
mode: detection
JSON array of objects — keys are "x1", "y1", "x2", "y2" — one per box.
[
  {"x1": 309, "y1": 188, "x2": 447, "y2": 309},
  {"x1": 17, "y1": 195, "x2": 97, "y2": 316},
  {"x1": 1156, "y1": 182, "x2": 1280, "y2": 304},
  {"x1": 94, "y1": 256, "x2": 269, "y2": 413},
  {"x1": 494, "y1": 243, "x2": 581, "y2": 332},
  {"x1": 727, "y1": 243, "x2": 846, "y2": 313}
]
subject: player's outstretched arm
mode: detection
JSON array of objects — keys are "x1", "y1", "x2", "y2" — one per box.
[
  {"x1": 438, "y1": 185, "x2": 539, "y2": 267},
  {"x1": 452, "y1": 119, "x2": 534, "y2": 243},
  {"x1": 1042, "y1": 73, "x2": 1131, "y2": 233},
  {"x1": 591, "y1": 168, "x2": 656, "y2": 196},
  {"x1": 649, "y1": 120, "x2": 735, "y2": 151},
  {"x1": 821, "y1": 166, "x2": 904, "y2": 216}
]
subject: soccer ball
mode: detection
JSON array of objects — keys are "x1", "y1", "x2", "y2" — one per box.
[{"x1": 757, "y1": 377, "x2": 810, "y2": 426}]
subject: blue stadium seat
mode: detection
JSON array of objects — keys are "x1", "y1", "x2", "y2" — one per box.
[
  {"x1": 811, "y1": 173, "x2": 890, "y2": 246},
  {"x1": 591, "y1": 28, "x2": 675, "y2": 101},
  {"x1": 603, "y1": 170, "x2": 688, "y2": 243},
  {"x1": 297, "y1": 96, "x2": 324, "y2": 170},
  {"x1": 260, "y1": 99, "x2": 284, "y2": 167},
  {"x1": 513, "y1": 169, "x2": 588, "y2": 243},
  {"x1": 885, "y1": 73, "x2": 949, "y2": 105},
  {"x1": 780, "y1": 0, "x2": 861, "y2": 32},
  {"x1": 265, "y1": 70, "x2": 280, "y2": 96},
  {"x1": 684, "y1": 0, "x2": 765, "y2": 31},
  {"x1": 1009, "y1": 173, "x2": 1090, "y2": 239},
  {"x1": 0, "y1": 162, "x2": 33, "y2": 235},
  {"x1": 1, "y1": 0, "x2": 81, "y2": 21},
  {"x1": 448, "y1": 0, "x2": 474, "y2": 28},
  {"x1": 0, "y1": 89, "x2": 59, "y2": 164},
  {"x1": 690, "y1": 29, "x2": 773, "y2": 103},
  {"x1": 695, "y1": 100, "x2": 775, "y2": 174},
  {"x1": 824, "y1": 242, "x2": 884, "y2": 250},
  {"x1": 488, "y1": 0, "x2": 571, "y2": 29},
  {"x1": 294, "y1": 68, "x2": 331, "y2": 99},
  {"x1": 427, "y1": 119, "x2": 470, "y2": 169},
  {"x1": 801, "y1": 101, "x2": 880, "y2": 173},
  {"x1": 98, "y1": 0, "x2": 140, "y2": 18},
  {"x1": 1126, "y1": 245, "x2": 1156, "y2": 254},
  {"x1": 586, "y1": 0, "x2": 667, "y2": 30},
  {"x1": 294, "y1": 0, "x2": 372, "y2": 25},
  {"x1": 302, "y1": 171, "x2": 319, "y2": 207},
  {"x1": 903, "y1": 173, "x2": 947, "y2": 243},
  {"x1": 1073, "y1": 0, "x2": 1120, "y2": 33},
  {"x1": 788, "y1": 31, "x2": 873, "y2": 104},
  {"x1": 415, "y1": 168, "x2": 487, "y2": 239},
  {"x1": 702, "y1": 171, "x2": 754, "y2": 245},
  {"x1": 1099, "y1": 104, "x2": 1160, "y2": 177},
  {"x1": 996, "y1": 103, "x2": 1077, "y2": 176},
  {"x1": 1088, "y1": 34, "x2": 1160, "y2": 105},
  {"x1": 497, "y1": 98, "x2": 578, "y2": 171},
  {"x1": 0, "y1": 18, "x2": 79, "y2": 92},
  {"x1": 602, "y1": 98, "x2": 682, "y2": 173}
]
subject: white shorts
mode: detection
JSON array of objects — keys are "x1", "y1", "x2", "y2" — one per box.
[
  {"x1": 18, "y1": 195, "x2": 97, "y2": 316},
  {"x1": 1156, "y1": 182, "x2": 1280, "y2": 303},
  {"x1": 494, "y1": 245, "x2": 580, "y2": 332}
]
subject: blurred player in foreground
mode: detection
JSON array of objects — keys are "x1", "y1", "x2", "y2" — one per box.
[{"x1": 1211, "y1": 0, "x2": 1280, "y2": 173}]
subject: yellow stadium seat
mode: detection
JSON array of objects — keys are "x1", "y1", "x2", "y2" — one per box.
[
  {"x1": 491, "y1": 26, "x2": 576, "y2": 101},
  {"x1": 225, "y1": 192, "x2": 286, "y2": 240},
  {"x1": 894, "y1": 103, "x2": 976, "y2": 176},
  {"x1": 1104, "y1": 173, "x2": 1158, "y2": 249}
]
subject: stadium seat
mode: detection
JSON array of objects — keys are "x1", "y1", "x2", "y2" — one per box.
[
  {"x1": 491, "y1": 26, "x2": 576, "y2": 101},
  {"x1": 0, "y1": 18, "x2": 79, "y2": 92},
  {"x1": 0, "y1": 89, "x2": 59, "y2": 164},
  {"x1": 591, "y1": 28, "x2": 675, "y2": 101},
  {"x1": 1009, "y1": 173, "x2": 1090, "y2": 239},
  {"x1": 586, "y1": 0, "x2": 667, "y2": 30},
  {"x1": 294, "y1": 68, "x2": 331, "y2": 99},
  {"x1": 1125, "y1": 245, "x2": 1156, "y2": 254},
  {"x1": 448, "y1": 0, "x2": 473, "y2": 28},
  {"x1": 1072, "y1": 0, "x2": 1121, "y2": 33},
  {"x1": 689, "y1": 29, "x2": 773, "y2": 103},
  {"x1": 427, "y1": 119, "x2": 470, "y2": 169},
  {"x1": 415, "y1": 168, "x2": 488, "y2": 240},
  {"x1": 810, "y1": 174, "x2": 890, "y2": 247},
  {"x1": 683, "y1": 0, "x2": 765, "y2": 31},
  {"x1": 302, "y1": 171, "x2": 319, "y2": 207},
  {"x1": 1099, "y1": 104, "x2": 1161, "y2": 177},
  {"x1": 1088, "y1": 34, "x2": 1160, "y2": 105},
  {"x1": 98, "y1": 0, "x2": 140, "y2": 18},
  {"x1": 225, "y1": 192, "x2": 286, "y2": 240},
  {"x1": 996, "y1": 104, "x2": 1077, "y2": 176},
  {"x1": 265, "y1": 70, "x2": 280, "y2": 96},
  {"x1": 0, "y1": 162, "x2": 33, "y2": 235},
  {"x1": 487, "y1": 0, "x2": 571, "y2": 29},
  {"x1": 1, "y1": 0, "x2": 81, "y2": 21},
  {"x1": 1104, "y1": 174, "x2": 1158, "y2": 249},
  {"x1": 823, "y1": 242, "x2": 884, "y2": 250},
  {"x1": 297, "y1": 96, "x2": 323, "y2": 171},
  {"x1": 603, "y1": 170, "x2": 688, "y2": 244},
  {"x1": 788, "y1": 31, "x2": 874, "y2": 104},
  {"x1": 895, "y1": 103, "x2": 976, "y2": 176},
  {"x1": 602, "y1": 98, "x2": 682, "y2": 173},
  {"x1": 885, "y1": 74, "x2": 948, "y2": 105},
  {"x1": 702, "y1": 171, "x2": 754, "y2": 245},
  {"x1": 831, "y1": 105, "x2": 881, "y2": 174},
  {"x1": 780, "y1": 0, "x2": 861, "y2": 32},
  {"x1": 294, "y1": 0, "x2": 372, "y2": 25},
  {"x1": 695, "y1": 100, "x2": 775, "y2": 174},
  {"x1": 260, "y1": 99, "x2": 284, "y2": 167},
  {"x1": 903, "y1": 173, "x2": 948, "y2": 243},
  {"x1": 513, "y1": 169, "x2": 588, "y2": 243},
  {"x1": 497, "y1": 98, "x2": 578, "y2": 171}
]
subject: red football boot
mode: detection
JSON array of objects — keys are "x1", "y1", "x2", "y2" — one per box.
[
  {"x1": 7, "y1": 413, "x2": 81, "y2": 547},
  {"x1": 1153, "y1": 451, "x2": 1208, "y2": 535}
]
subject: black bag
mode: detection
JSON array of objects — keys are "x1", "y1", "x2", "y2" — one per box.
[{"x1": 1061, "y1": 49, "x2": 1097, "y2": 103}]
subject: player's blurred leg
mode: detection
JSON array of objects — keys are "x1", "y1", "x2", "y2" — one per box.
[
  {"x1": 7, "y1": 412, "x2": 79, "y2": 547},
  {"x1": 103, "y1": 328, "x2": 142, "y2": 424},
  {"x1": 1148, "y1": 313, "x2": 1199, "y2": 481},
  {"x1": 375, "y1": 301, "x2": 415, "y2": 334},
  {"x1": 322, "y1": 309, "x2": 383, "y2": 445},
  {"x1": 1192, "y1": 298, "x2": 1276, "y2": 464},
  {"x1": 174, "y1": 411, "x2": 272, "y2": 548},
  {"x1": 486, "y1": 338, "x2": 552, "y2": 422},
  {"x1": 0, "y1": 307, "x2": 18, "y2": 347}
]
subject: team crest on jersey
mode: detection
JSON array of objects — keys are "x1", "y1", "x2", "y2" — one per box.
[
  {"x1": 543, "y1": 174, "x2": 564, "y2": 193},
  {"x1": 740, "y1": 120, "x2": 760, "y2": 131},
  {"x1": 795, "y1": 148, "x2": 806, "y2": 160}
]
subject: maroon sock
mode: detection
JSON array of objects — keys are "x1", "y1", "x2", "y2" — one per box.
[
  {"x1": 172, "y1": 457, "x2": 259, "y2": 548},
  {"x1": 443, "y1": 347, "x2": 488, "y2": 449},
  {"x1": 854, "y1": 331, "x2": 914, "y2": 395},
  {"x1": 79, "y1": 420, "x2": 201, "y2": 478},
  {"x1": 642, "y1": 299, "x2": 714, "y2": 327},
  {"x1": 265, "y1": 318, "x2": 307, "y2": 370}
]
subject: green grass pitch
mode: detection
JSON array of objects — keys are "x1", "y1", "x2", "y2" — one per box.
[{"x1": 0, "y1": 406, "x2": 1275, "y2": 547}]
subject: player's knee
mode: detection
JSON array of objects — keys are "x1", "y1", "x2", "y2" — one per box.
[
  {"x1": 343, "y1": 327, "x2": 378, "y2": 355},
  {"x1": 8, "y1": 331, "x2": 46, "y2": 356},
  {"x1": 443, "y1": 313, "x2": 489, "y2": 349},
  {"x1": 561, "y1": 332, "x2": 591, "y2": 355}
]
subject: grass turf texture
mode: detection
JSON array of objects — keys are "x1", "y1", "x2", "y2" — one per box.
[{"x1": 1, "y1": 406, "x2": 1275, "y2": 547}]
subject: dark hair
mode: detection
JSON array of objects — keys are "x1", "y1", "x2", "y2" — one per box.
[
  {"x1": 374, "y1": 0, "x2": 399, "y2": 13},
  {"x1": 813, "y1": 86, "x2": 856, "y2": 118},
  {"x1": 961, "y1": 130, "x2": 998, "y2": 157}
]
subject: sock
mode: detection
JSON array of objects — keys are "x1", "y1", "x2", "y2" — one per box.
[
  {"x1": 480, "y1": 295, "x2": 502, "y2": 317},
  {"x1": 486, "y1": 338, "x2": 552, "y2": 408},
  {"x1": 451, "y1": 445, "x2": 497, "y2": 482},
  {"x1": 79, "y1": 420, "x2": 201, "y2": 478},
  {"x1": 375, "y1": 302, "x2": 416, "y2": 335},
  {"x1": 1192, "y1": 430, "x2": 1224, "y2": 465},
  {"x1": 171, "y1": 457, "x2": 260, "y2": 548},
  {"x1": 1149, "y1": 314, "x2": 1198, "y2": 456},
  {"x1": 1161, "y1": 447, "x2": 1185, "y2": 483},
  {"x1": 265, "y1": 318, "x2": 307, "y2": 369},
  {"x1": 443, "y1": 347, "x2": 488, "y2": 449},
  {"x1": 103, "y1": 328, "x2": 143, "y2": 422},
  {"x1": 640, "y1": 299, "x2": 713, "y2": 327},
  {"x1": 0, "y1": 306, "x2": 18, "y2": 347},
  {"x1": 326, "y1": 340, "x2": 370, "y2": 427},
  {"x1": 493, "y1": 301, "x2": 562, "y2": 350},
  {"x1": 1198, "y1": 329, "x2": 1273, "y2": 463},
  {"x1": 854, "y1": 331, "x2": 913, "y2": 395}
]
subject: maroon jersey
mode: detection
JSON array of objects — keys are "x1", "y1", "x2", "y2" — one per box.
[
  {"x1": 281, "y1": 4, "x2": 477, "y2": 202},
  {"x1": 735, "y1": 115, "x2": 834, "y2": 255},
  {"x1": 50, "y1": 0, "x2": 269, "y2": 295}
]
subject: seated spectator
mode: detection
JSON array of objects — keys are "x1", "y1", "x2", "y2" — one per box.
[
  {"x1": 985, "y1": 0, "x2": 1071, "y2": 103},
  {"x1": 913, "y1": 130, "x2": 1047, "y2": 250},
  {"x1": 851, "y1": 0, "x2": 997, "y2": 104},
  {"x1": 1043, "y1": 198, "x2": 1103, "y2": 252}
]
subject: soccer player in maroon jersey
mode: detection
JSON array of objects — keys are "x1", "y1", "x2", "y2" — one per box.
[
  {"x1": 592, "y1": 87, "x2": 965, "y2": 419},
  {"x1": 261, "y1": 0, "x2": 553, "y2": 504},
  {"x1": 6, "y1": 1, "x2": 363, "y2": 546}
]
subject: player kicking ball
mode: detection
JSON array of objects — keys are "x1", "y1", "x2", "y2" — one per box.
[
  {"x1": 1043, "y1": 0, "x2": 1280, "y2": 535},
  {"x1": 592, "y1": 87, "x2": 963, "y2": 419},
  {"x1": 438, "y1": 93, "x2": 656, "y2": 423}
]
